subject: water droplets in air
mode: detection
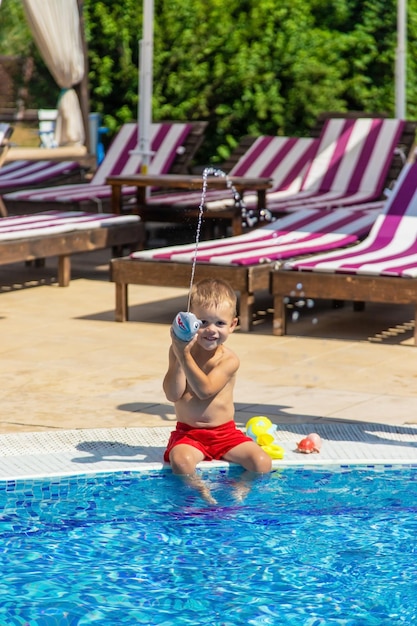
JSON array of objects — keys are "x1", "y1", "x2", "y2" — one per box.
[
  {"x1": 285, "y1": 282, "x2": 317, "y2": 325},
  {"x1": 188, "y1": 167, "x2": 249, "y2": 311},
  {"x1": 187, "y1": 166, "x2": 272, "y2": 312}
]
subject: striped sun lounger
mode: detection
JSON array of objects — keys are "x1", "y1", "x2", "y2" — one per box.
[
  {"x1": 205, "y1": 116, "x2": 411, "y2": 219},
  {"x1": 0, "y1": 124, "x2": 85, "y2": 215},
  {"x1": 110, "y1": 201, "x2": 382, "y2": 331},
  {"x1": 132, "y1": 117, "x2": 413, "y2": 238},
  {"x1": 0, "y1": 123, "x2": 13, "y2": 168},
  {"x1": 134, "y1": 135, "x2": 317, "y2": 235},
  {"x1": 271, "y1": 160, "x2": 417, "y2": 344},
  {"x1": 138, "y1": 205, "x2": 382, "y2": 265},
  {"x1": 0, "y1": 159, "x2": 85, "y2": 194},
  {"x1": 146, "y1": 135, "x2": 317, "y2": 207},
  {"x1": 2, "y1": 122, "x2": 195, "y2": 215},
  {"x1": 0, "y1": 123, "x2": 12, "y2": 145},
  {"x1": 261, "y1": 117, "x2": 407, "y2": 215},
  {"x1": 0, "y1": 210, "x2": 143, "y2": 288}
]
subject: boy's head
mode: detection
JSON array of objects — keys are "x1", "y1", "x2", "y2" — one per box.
[
  {"x1": 190, "y1": 278, "x2": 237, "y2": 317},
  {"x1": 190, "y1": 279, "x2": 238, "y2": 348}
]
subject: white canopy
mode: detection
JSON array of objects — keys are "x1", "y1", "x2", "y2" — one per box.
[{"x1": 22, "y1": 0, "x2": 85, "y2": 146}]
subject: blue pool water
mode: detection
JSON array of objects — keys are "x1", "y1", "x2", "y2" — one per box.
[{"x1": 1, "y1": 465, "x2": 416, "y2": 625}]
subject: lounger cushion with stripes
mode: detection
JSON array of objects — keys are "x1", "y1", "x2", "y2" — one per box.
[
  {"x1": 0, "y1": 211, "x2": 140, "y2": 241},
  {"x1": 142, "y1": 118, "x2": 404, "y2": 220},
  {"x1": 0, "y1": 123, "x2": 12, "y2": 145},
  {"x1": 0, "y1": 160, "x2": 83, "y2": 192},
  {"x1": 144, "y1": 136, "x2": 317, "y2": 209},
  {"x1": 3, "y1": 123, "x2": 193, "y2": 207},
  {"x1": 131, "y1": 204, "x2": 383, "y2": 267},
  {"x1": 280, "y1": 160, "x2": 417, "y2": 277},
  {"x1": 262, "y1": 117, "x2": 405, "y2": 214},
  {"x1": 0, "y1": 210, "x2": 143, "y2": 289},
  {"x1": 0, "y1": 123, "x2": 13, "y2": 167}
]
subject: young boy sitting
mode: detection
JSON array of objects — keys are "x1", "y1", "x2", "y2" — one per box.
[{"x1": 163, "y1": 278, "x2": 272, "y2": 503}]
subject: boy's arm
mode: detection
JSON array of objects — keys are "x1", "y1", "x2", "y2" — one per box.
[
  {"x1": 179, "y1": 348, "x2": 239, "y2": 400},
  {"x1": 163, "y1": 345, "x2": 187, "y2": 402}
]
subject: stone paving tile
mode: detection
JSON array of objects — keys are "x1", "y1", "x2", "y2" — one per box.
[{"x1": 0, "y1": 250, "x2": 416, "y2": 437}]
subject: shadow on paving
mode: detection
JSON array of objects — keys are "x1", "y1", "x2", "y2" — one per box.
[
  {"x1": 114, "y1": 400, "x2": 417, "y2": 449},
  {"x1": 0, "y1": 249, "x2": 414, "y2": 345},
  {"x1": 77, "y1": 290, "x2": 415, "y2": 345},
  {"x1": 72, "y1": 440, "x2": 166, "y2": 465}
]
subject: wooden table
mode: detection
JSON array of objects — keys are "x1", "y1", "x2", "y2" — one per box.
[{"x1": 106, "y1": 173, "x2": 272, "y2": 236}]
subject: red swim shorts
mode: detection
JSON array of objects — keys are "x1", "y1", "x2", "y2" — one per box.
[{"x1": 164, "y1": 420, "x2": 253, "y2": 462}]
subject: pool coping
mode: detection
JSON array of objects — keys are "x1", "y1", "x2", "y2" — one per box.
[{"x1": 1, "y1": 423, "x2": 417, "y2": 480}]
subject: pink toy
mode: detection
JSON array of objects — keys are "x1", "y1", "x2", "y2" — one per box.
[{"x1": 296, "y1": 432, "x2": 322, "y2": 454}]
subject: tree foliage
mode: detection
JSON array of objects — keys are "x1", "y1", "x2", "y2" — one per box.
[
  {"x1": 1, "y1": 0, "x2": 416, "y2": 163},
  {"x1": 84, "y1": 0, "x2": 417, "y2": 161},
  {"x1": 0, "y1": 0, "x2": 56, "y2": 106}
]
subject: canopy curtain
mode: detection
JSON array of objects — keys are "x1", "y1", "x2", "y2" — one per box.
[{"x1": 22, "y1": 0, "x2": 85, "y2": 146}]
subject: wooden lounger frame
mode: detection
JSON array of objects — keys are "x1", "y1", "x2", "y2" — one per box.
[
  {"x1": 271, "y1": 271, "x2": 417, "y2": 345},
  {"x1": 109, "y1": 115, "x2": 417, "y2": 333},
  {"x1": 110, "y1": 257, "x2": 271, "y2": 331},
  {"x1": 2, "y1": 221, "x2": 144, "y2": 287}
]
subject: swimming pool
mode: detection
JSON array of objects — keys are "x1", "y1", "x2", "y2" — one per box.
[{"x1": 1, "y1": 464, "x2": 416, "y2": 625}]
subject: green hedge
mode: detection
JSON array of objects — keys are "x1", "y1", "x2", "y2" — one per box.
[{"x1": 1, "y1": 0, "x2": 416, "y2": 164}]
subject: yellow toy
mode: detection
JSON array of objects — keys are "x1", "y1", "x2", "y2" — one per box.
[{"x1": 245, "y1": 416, "x2": 284, "y2": 460}]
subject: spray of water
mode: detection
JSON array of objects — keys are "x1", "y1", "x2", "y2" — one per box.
[{"x1": 186, "y1": 167, "x2": 247, "y2": 311}]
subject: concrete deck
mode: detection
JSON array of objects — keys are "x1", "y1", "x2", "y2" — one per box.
[{"x1": 0, "y1": 247, "x2": 416, "y2": 477}]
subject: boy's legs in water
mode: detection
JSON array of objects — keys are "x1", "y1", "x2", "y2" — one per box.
[
  {"x1": 169, "y1": 443, "x2": 217, "y2": 505},
  {"x1": 169, "y1": 440, "x2": 272, "y2": 504},
  {"x1": 223, "y1": 440, "x2": 272, "y2": 501}
]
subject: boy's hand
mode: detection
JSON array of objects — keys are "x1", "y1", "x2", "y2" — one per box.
[{"x1": 170, "y1": 326, "x2": 197, "y2": 358}]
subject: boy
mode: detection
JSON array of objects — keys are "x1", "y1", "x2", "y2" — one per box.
[{"x1": 163, "y1": 278, "x2": 272, "y2": 503}]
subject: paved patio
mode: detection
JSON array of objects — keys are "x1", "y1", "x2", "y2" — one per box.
[{"x1": 0, "y1": 246, "x2": 416, "y2": 477}]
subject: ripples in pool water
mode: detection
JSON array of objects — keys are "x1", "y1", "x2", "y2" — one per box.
[{"x1": 0, "y1": 465, "x2": 416, "y2": 625}]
